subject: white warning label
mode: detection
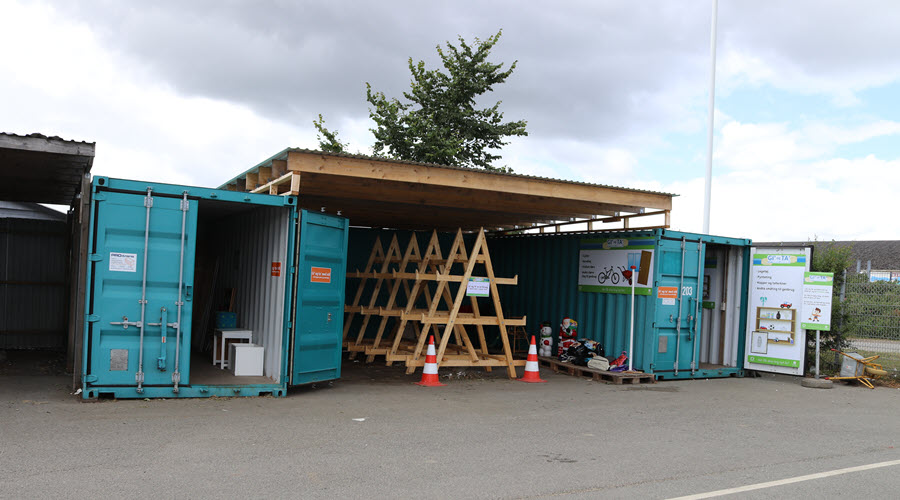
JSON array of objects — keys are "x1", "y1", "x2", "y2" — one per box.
[{"x1": 109, "y1": 252, "x2": 137, "y2": 272}]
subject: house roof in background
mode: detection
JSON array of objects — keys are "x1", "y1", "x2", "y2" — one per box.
[{"x1": 0, "y1": 201, "x2": 66, "y2": 221}]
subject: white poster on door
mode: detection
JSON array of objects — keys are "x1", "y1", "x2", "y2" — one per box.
[
  {"x1": 578, "y1": 237, "x2": 655, "y2": 295},
  {"x1": 743, "y1": 247, "x2": 811, "y2": 376}
]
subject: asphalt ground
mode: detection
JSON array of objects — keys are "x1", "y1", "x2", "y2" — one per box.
[{"x1": 2, "y1": 355, "x2": 900, "y2": 499}]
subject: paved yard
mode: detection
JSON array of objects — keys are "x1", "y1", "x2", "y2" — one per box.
[{"x1": 2, "y1": 357, "x2": 899, "y2": 499}]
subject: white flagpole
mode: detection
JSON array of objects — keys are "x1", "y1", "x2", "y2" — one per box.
[
  {"x1": 702, "y1": 0, "x2": 718, "y2": 234},
  {"x1": 629, "y1": 265, "x2": 636, "y2": 371}
]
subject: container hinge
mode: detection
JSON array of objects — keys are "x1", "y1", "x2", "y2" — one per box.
[
  {"x1": 84, "y1": 374, "x2": 98, "y2": 383},
  {"x1": 87, "y1": 314, "x2": 100, "y2": 323},
  {"x1": 289, "y1": 266, "x2": 296, "y2": 275},
  {"x1": 287, "y1": 321, "x2": 293, "y2": 329},
  {"x1": 93, "y1": 192, "x2": 107, "y2": 201},
  {"x1": 89, "y1": 253, "x2": 103, "y2": 262}
]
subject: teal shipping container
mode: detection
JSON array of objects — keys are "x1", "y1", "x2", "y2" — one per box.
[
  {"x1": 489, "y1": 229, "x2": 752, "y2": 380},
  {"x1": 81, "y1": 177, "x2": 348, "y2": 399}
]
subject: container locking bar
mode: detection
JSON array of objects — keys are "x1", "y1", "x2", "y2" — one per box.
[
  {"x1": 691, "y1": 240, "x2": 703, "y2": 374},
  {"x1": 147, "y1": 307, "x2": 174, "y2": 371},
  {"x1": 675, "y1": 237, "x2": 686, "y2": 375},
  {"x1": 136, "y1": 187, "x2": 153, "y2": 393},
  {"x1": 172, "y1": 191, "x2": 189, "y2": 393},
  {"x1": 110, "y1": 316, "x2": 142, "y2": 329}
]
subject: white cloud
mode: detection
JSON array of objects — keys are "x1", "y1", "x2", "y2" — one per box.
[
  {"x1": 0, "y1": 1, "x2": 310, "y2": 188},
  {"x1": 665, "y1": 117, "x2": 900, "y2": 241}
]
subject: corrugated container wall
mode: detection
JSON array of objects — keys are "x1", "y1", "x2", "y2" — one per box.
[
  {"x1": 0, "y1": 218, "x2": 68, "y2": 350},
  {"x1": 206, "y1": 207, "x2": 289, "y2": 382},
  {"x1": 489, "y1": 233, "x2": 654, "y2": 367},
  {"x1": 345, "y1": 229, "x2": 472, "y2": 339}
]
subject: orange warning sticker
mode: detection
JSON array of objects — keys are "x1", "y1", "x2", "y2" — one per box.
[
  {"x1": 310, "y1": 267, "x2": 331, "y2": 283},
  {"x1": 271, "y1": 262, "x2": 282, "y2": 277},
  {"x1": 657, "y1": 286, "x2": 678, "y2": 299}
]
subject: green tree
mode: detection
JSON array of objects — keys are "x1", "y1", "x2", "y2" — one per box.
[
  {"x1": 316, "y1": 30, "x2": 527, "y2": 171},
  {"x1": 313, "y1": 114, "x2": 348, "y2": 153}
]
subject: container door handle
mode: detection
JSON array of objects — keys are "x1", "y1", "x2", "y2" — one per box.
[{"x1": 147, "y1": 307, "x2": 169, "y2": 371}]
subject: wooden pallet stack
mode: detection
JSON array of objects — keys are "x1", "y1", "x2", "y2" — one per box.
[{"x1": 343, "y1": 228, "x2": 526, "y2": 379}]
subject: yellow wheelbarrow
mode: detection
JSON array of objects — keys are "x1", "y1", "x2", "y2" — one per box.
[{"x1": 825, "y1": 349, "x2": 887, "y2": 389}]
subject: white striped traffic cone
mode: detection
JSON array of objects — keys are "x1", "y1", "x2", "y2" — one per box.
[
  {"x1": 519, "y1": 335, "x2": 547, "y2": 383},
  {"x1": 416, "y1": 335, "x2": 446, "y2": 387}
]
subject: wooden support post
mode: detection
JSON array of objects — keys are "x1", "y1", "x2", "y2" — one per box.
[{"x1": 245, "y1": 172, "x2": 259, "y2": 190}]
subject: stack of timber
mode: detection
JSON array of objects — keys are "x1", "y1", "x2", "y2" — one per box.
[{"x1": 343, "y1": 228, "x2": 526, "y2": 379}]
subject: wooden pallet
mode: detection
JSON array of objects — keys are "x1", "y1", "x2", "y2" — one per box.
[{"x1": 537, "y1": 356, "x2": 656, "y2": 385}]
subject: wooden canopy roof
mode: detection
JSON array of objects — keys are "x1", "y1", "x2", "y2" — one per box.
[
  {"x1": 219, "y1": 149, "x2": 675, "y2": 231},
  {"x1": 0, "y1": 133, "x2": 94, "y2": 206}
]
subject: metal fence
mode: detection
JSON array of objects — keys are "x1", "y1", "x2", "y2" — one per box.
[{"x1": 832, "y1": 270, "x2": 900, "y2": 376}]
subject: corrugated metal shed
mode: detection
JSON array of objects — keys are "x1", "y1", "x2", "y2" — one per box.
[
  {"x1": 0, "y1": 216, "x2": 68, "y2": 350},
  {"x1": 0, "y1": 201, "x2": 66, "y2": 221}
]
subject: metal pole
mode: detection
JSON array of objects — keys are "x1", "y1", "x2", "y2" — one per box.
[
  {"x1": 691, "y1": 240, "x2": 703, "y2": 374},
  {"x1": 675, "y1": 237, "x2": 686, "y2": 375},
  {"x1": 136, "y1": 188, "x2": 153, "y2": 393},
  {"x1": 815, "y1": 331, "x2": 821, "y2": 379},
  {"x1": 628, "y1": 265, "x2": 636, "y2": 371},
  {"x1": 172, "y1": 192, "x2": 189, "y2": 393},
  {"x1": 702, "y1": 0, "x2": 719, "y2": 234}
]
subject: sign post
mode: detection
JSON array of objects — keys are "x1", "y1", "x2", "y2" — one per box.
[{"x1": 802, "y1": 272, "x2": 834, "y2": 379}]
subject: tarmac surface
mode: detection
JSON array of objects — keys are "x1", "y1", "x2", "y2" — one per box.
[{"x1": 2, "y1": 355, "x2": 900, "y2": 499}]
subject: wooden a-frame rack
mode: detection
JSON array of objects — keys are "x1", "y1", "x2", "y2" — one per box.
[{"x1": 343, "y1": 228, "x2": 526, "y2": 379}]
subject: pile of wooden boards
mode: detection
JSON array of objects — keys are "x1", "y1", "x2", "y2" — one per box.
[{"x1": 343, "y1": 228, "x2": 526, "y2": 379}]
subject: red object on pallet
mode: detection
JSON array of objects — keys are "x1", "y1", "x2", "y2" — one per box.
[
  {"x1": 519, "y1": 336, "x2": 547, "y2": 383},
  {"x1": 416, "y1": 335, "x2": 446, "y2": 387}
]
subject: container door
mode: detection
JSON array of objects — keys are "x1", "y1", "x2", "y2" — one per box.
[
  {"x1": 291, "y1": 210, "x2": 349, "y2": 385},
  {"x1": 653, "y1": 237, "x2": 704, "y2": 375},
  {"x1": 86, "y1": 189, "x2": 197, "y2": 389}
]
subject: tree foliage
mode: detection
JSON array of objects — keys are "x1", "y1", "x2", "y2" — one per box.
[
  {"x1": 363, "y1": 30, "x2": 527, "y2": 171},
  {"x1": 314, "y1": 31, "x2": 526, "y2": 169},
  {"x1": 313, "y1": 114, "x2": 348, "y2": 153}
]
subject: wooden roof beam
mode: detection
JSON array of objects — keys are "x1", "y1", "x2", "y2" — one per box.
[{"x1": 286, "y1": 151, "x2": 673, "y2": 211}]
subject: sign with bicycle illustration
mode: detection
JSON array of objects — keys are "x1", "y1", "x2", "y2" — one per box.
[{"x1": 578, "y1": 238, "x2": 655, "y2": 295}]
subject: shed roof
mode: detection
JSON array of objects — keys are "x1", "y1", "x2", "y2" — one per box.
[
  {"x1": 219, "y1": 148, "x2": 676, "y2": 231},
  {"x1": 0, "y1": 132, "x2": 95, "y2": 206}
]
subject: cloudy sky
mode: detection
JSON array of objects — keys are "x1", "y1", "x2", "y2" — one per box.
[{"x1": 3, "y1": 0, "x2": 899, "y2": 241}]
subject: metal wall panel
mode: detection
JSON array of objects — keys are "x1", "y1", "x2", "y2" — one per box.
[
  {"x1": 0, "y1": 218, "x2": 68, "y2": 350},
  {"x1": 212, "y1": 207, "x2": 289, "y2": 382},
  {"x1": 488, "y1": 232, "x2": 655, "y2": 369}
]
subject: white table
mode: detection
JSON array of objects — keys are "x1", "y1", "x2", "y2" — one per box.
[{"x1": 213, "y1": 328, "x2": 253, "y2": 369}]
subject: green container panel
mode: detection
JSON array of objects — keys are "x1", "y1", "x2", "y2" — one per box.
[
  {"x1": 489, "y1": 229, "x2": 752, "y2": 379},
  {"x1": 82, "y1": 177, "x2": 348, "y2": 399}
]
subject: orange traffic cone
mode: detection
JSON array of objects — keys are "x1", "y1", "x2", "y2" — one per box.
[
  {"x1": 519, "y1": 336, "x2": 547, "y2": 383},
  {"x1": 416, "y1": 335, "x2": 446, "y2": 387}
]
